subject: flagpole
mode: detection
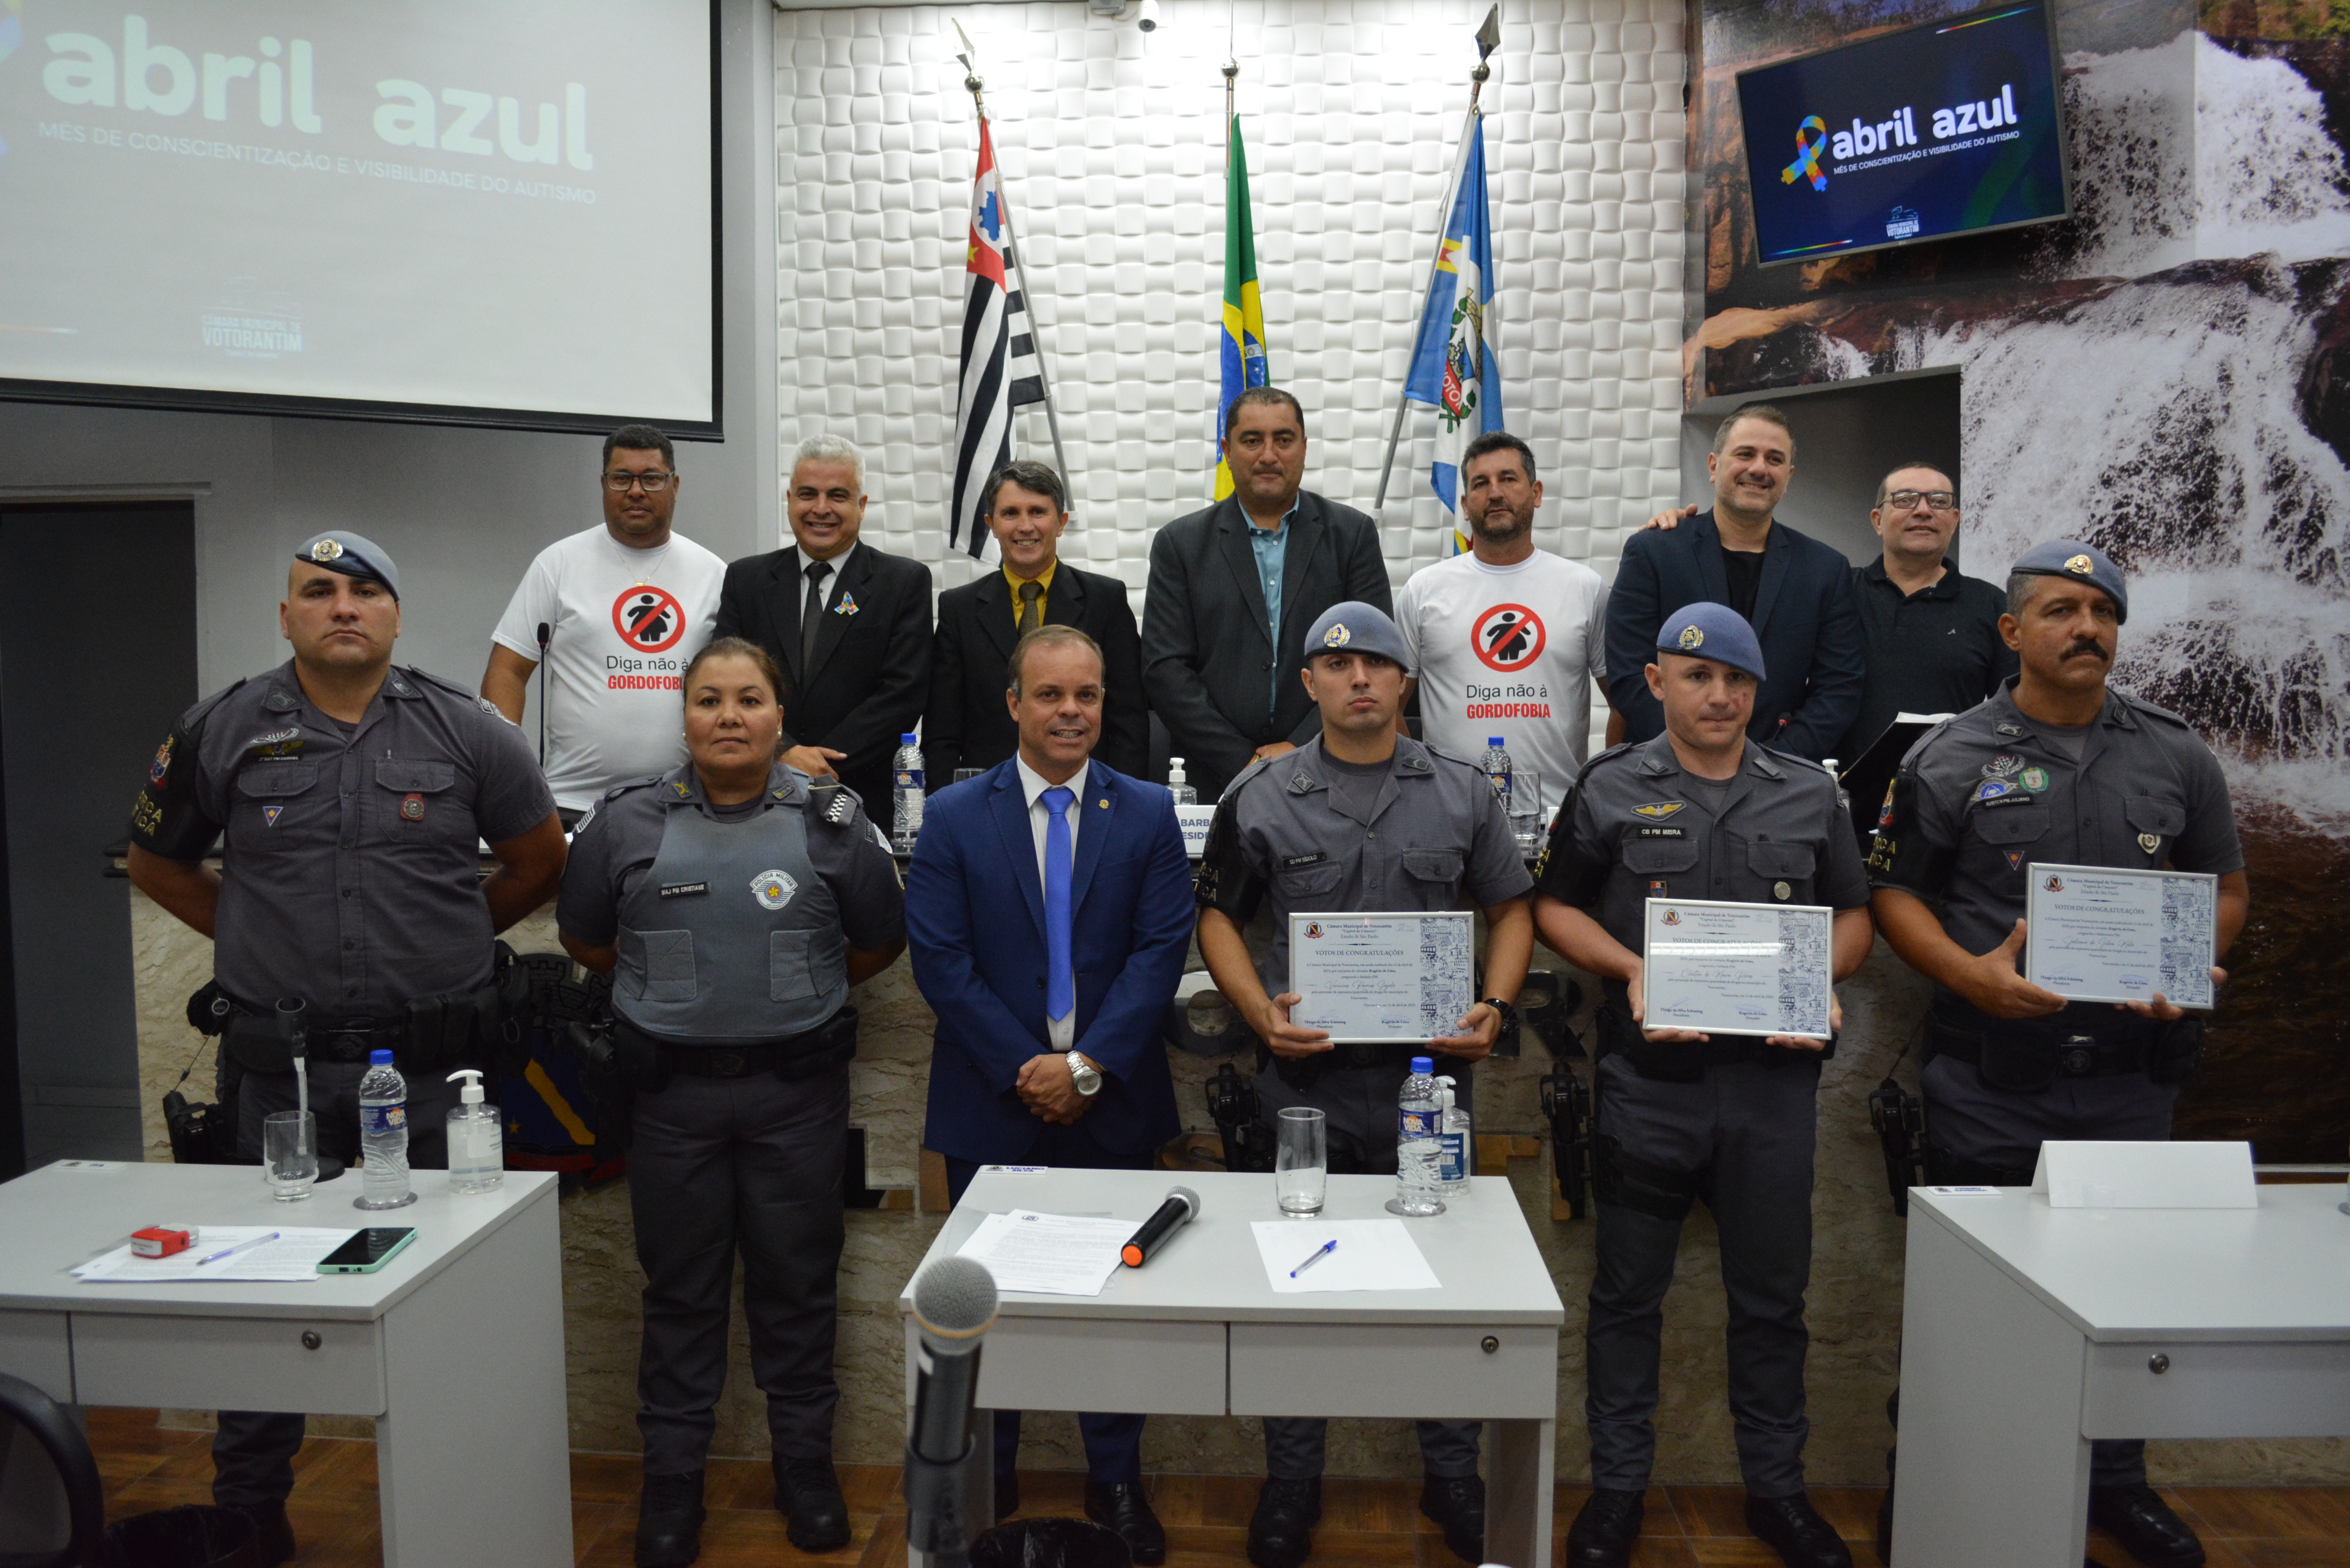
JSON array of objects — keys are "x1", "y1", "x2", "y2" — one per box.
[
  {"x1": 958, "y1": 39, "x2": 1075, "y2": 524},
  {"x1": 1369, "y1": 7, "x2": 1501, "y2": 531}
]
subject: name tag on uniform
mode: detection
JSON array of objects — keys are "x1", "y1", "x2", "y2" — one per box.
[
  {"x1": 1280, "y1": 852, "x2": 1327, "y2": 869},
  {"x1": 660, "y1": 881, "x2": 710, "y2": 899},
  {"x1": 1635, "y1": 826, "x2": 1684, "y2": 838}
]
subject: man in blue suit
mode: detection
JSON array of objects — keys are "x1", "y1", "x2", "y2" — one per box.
[
  {"x1": 1606, "y1": 405, "x2": 1864, "y2": 762},
  {"x1": 905, "y1": 623, "x2": 1194, "y2": 1566}
]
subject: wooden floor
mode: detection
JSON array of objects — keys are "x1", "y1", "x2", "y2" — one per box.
[{"x1": 87, "y1": 1409, "x2": 2350, "y2": 1567}]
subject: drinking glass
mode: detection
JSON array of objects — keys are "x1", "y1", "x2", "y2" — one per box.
[
  {"x1": 1275, "y1": 1106, "x2": 1328, "y2": 1217},
  {"x1": 1509, "y1": 770, "x2": 1545, "y2": 855},
  {"x1": 263, "y1": 1111, "x2": 318, "y2": 1202}
]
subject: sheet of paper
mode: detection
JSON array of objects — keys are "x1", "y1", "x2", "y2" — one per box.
[
  {"x1": 1641, "y1": 898, "x2": 1834, "y2": 1039},
  {"x1": 953, "y1": 1209, "x2": 1134, "y2": 1297},
  {"x1": 2025, "y1": 864, "x2": 2216, "y2": 1009},
  {"x1": 1289, "y1": 913, "x2": 1473, "y2": 1043},
  {"x1": 73, "y1": 1227, "x2": 356, "y2": 1284},
  {"x1": 1249, "y1": 1218, "x2": 1443, "y2": 1294}
]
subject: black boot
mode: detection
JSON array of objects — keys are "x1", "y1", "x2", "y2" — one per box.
[
  {"x1": 229, "y1": 1500, "x2": 295, "y2": 1568},
  {"x1": 2089, "y1": 1483, "x2": 2205, "y2": 1567},
  {"x1": 1420, "y1": 1474, "x2": 1485, "y2": 1564},
  {"x1": 1564, "y1": 1488, "x2": 1644, "y2": 1568},
  {"x1": 1875, "y1": 1446, "x2": 1895, "y2": 1566},
  {"x1": 1086, "y1": 1480, "x2": 1168, "y2": 1566},
  {"x1": 1745, "y1": 1492, "x2": 1853, "y2": 1568},
  {"x1": 635, "y1": 1469, "x2": 706, "y2": 1568},
  {"x1": 1247, "y1": 1477, "x2": 1322, "y2": 1568},
  {"x1": 775, "y1": 1455, "x2": 852, "y2": 1553}
]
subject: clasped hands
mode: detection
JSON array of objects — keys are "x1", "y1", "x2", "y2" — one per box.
[{"x1": 1018, "y1": 1052, "x2": 1093, "y2": 1124}]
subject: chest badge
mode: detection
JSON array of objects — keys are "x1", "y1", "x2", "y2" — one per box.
[
  {"x1": 1772, "y1": 880, "x2": 1792, "y2": 901},
  {"x1": 2020, "y1": 766, "x2": 2049, "y2": 791},
  {"x1": 2005, "y1": 850, "x2": 2025, "y2": 869},
  {"x1": 2139, "y1": 833, "x2": 2161, "y2": 855},
  {"x1": 263, "y1": 805, "x2": 285, "y2": 827},
  {"x1": 1648, "y1": 878, "x2": 1668, "y2": 897},
  {"x1": 832, "y1": 591, "x2": 859, "y2": 617},
  {"x1": 1982, "y1": 754, "x2": 2023, "y2": 779},
  {"x1": 1972, "y1": 778, "x2": 2017, "y2": 803},
  {"x1": 1632, "y1": 802, "x2": 1684, "y2": 820},
  {"x1": 399, "y1": 793, "x2": 426, "y2": 822},
  {"x1": 751, "y1": 869, "x2": 798, "y2": 910}
]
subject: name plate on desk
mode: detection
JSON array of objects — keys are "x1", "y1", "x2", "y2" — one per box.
[
  {"x1": 1176, "y1": 804, "x2": 1216, "y2": 859},
  {"x1": 1289, "y1": 912, "x2": 1473, "y2": 1043},
  {"x1": 2025, "y1": 863, "x2": 2217, "y2": 1009},
  {"x1": 2031, "y1": 1139, "x2": 2256, "y2": 1208}
]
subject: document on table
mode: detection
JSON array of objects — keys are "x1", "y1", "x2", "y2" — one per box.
[
  {"x1": 1288, "y1": 912, "x2": 1473, "y2": 1043},
  {"x1": 2026, "y1": 863, "x2": 2216, "y2": 1009},
  {"x1": 73, "y1": 1227, "x2": 356, "y2": 1284},
  {"x1": 953, "y1": 1210, "x2": 1134, "y2": 1297},
  {"x1": 1641, "y1": 898, "x2": 1834, "y2": 1040},
  {"x1": 1250, "y1": 1218, "x2": 1442, "y2": 1294}
]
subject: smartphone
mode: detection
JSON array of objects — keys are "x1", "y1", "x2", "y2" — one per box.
[{"x1": 318, "y1": 1228, "x2": 418, "y2": 1274}]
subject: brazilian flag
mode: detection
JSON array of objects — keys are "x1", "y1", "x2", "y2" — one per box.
[{"x1": 1215, "y1": 115, "x2": 1270, "y2": 501}]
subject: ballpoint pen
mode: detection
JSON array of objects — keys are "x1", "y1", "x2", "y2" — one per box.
[
  {"x1": 195, "y1": 1231, "x2": 281, "y2": 1267},
  {"x1": 1289, "y1": 1239, "x2": 1338, "y2": 1277}
]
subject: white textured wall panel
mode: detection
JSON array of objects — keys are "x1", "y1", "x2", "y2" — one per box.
[{"x1": 774, "y1": 0, "x2": 1686, "y2": 595}]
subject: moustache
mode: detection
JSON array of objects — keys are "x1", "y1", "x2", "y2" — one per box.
[{"x1": 2063, "y1": 640, "x2": 2110, "y2": 661}]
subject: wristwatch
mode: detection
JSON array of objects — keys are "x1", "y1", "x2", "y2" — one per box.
[
  {"x1": 1066, "y1": 1051, "x2": 1103, "y2": 1097},
  {"x1": 1480, "y1": 997, "x2": 1517, "y2": 1028}
]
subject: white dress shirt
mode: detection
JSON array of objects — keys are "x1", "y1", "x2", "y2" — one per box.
[{"x1": 1013, "y1": 753, "x2": 1089, "y2": 1052}]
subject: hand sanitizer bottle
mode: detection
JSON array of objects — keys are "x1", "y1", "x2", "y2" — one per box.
[
  {"x1": 444, "y1": 1069, "x2": 504, "y2": 1195},
  {"x1": 1434, "y1": 1075, "x2": 1471, "y2": 1189},
  {"x1": 1167, "y1": 757, "x2": 1197, "y2": 806}
]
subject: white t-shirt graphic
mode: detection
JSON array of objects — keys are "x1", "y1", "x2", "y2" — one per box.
[
  {"x1": 1395, "y1": 548, "x2": 1608, "y2": 823},
  {"x1": 491, "y1": 526, "x2": 727, "y2": 811}
]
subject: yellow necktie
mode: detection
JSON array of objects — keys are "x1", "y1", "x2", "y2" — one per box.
[{"x1": 1018, "y1": 578, "x2": 1043, "y2": 635}]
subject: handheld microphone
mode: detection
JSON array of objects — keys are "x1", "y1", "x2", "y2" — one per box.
[
  {"x1": 1120, "y1": 1185, "x2": 1200, "y2": 1267},
  {"x1": 904, "y1": 1256, "x2": 999, "y2": 1568},
  {"x1": 535, "y1": 622, "x2": 552, "y2": 768}
]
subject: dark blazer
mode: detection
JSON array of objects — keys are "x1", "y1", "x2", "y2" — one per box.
[
  {"x1": 924, "y1": 562, "x2": 1147, "y2": 786},
  {"x1": 906, "y1": 758, "x2": 1191, "y2": 1165},
  {"x1": 713, "y1": 539, "x2": 933, "y2": 813},
  {"x1": 1604, "y1": 509, "x2": 1865, "y2": 762},
  {"x1": 1141, "y1": 490, "x2": 1392, "y2": 798}
]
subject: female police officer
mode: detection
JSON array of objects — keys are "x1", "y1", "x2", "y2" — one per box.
[{"x1": 558, "y1": 636, "x2": 905, "y2": 1568}]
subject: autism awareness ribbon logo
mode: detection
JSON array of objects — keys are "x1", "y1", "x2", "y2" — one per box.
[{"x1": 1781, "y1": 114, "x2": 1828, "y2": 191}]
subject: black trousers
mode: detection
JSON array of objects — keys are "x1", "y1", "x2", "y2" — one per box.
[
  {"x1": 945, "y1": 1121, "x2": 1150, "y2": 1487},
  {"x1": 213, "y1": 1064, "x2": 458, "y2": 1509},
  {"x1": 630, "y1": 1063, "x2": 851, "y2": 1474},
  {"x1": 1585, "y1": 1053, "x2": 1818, "y2": 1497}
]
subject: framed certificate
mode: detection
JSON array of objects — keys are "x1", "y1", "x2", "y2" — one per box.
[
  {"x1": 1288, "y1": 912, "x2": 1475, "y2": 1044},
  {"x1": 1640, "y1": 898, "x2": 1835, "y2": 1040},
  {"x1": 2025, "y1": 863, "x2": 2217, "y2": 1009}
]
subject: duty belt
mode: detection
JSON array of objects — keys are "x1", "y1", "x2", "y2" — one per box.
[
  {"x1": 1926, "y1": 1018, "x2": 2151, "y2": 1078},
  {"x1": 667, "y1": 1042, "x2": 796, "y2": 1079}
]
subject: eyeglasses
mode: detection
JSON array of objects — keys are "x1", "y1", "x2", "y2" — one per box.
[
  {"x1": 1886, "y1": 490, "x2": 1958, "y2": 511},
  {"x1": 604, "y1": 471, "x2": 676, "y2": 492}
]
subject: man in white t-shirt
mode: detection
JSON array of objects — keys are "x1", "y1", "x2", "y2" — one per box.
[
  {"x1": 1395, "y1": 431, "x2": 1609, "y2": 824},
  {"x1": 483, "y1": 424, "x2": 727, "y2": 820}
]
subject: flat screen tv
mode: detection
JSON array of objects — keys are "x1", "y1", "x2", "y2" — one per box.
[{"x1": 1735, "y1": 3, "x2": 2071, "y2": 267}]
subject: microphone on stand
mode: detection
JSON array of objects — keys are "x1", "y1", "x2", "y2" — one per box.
[
  {"x1": 1120, "y1": 1185, "x2": 1201, "y2": 1267},
  {"x1": 905, "y1": 1255, "x2": 1000, "y2": 1568},
  {"x1": 534, "y1": 622, "x2": 551, "y2": 769}
]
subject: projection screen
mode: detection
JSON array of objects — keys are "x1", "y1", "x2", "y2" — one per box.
[{"x1": 0, "y1": 0, "x2": 718, "y2": 435}]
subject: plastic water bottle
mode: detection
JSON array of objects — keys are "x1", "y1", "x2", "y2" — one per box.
[
  {"x1": 1390, "y1": 1056, "x2": 1446, "y2": 1217},
  {"x1": 1482, "y1": 736, "x2": 1514, "y2": 808},
  {"x1": 891, "y1": 733, "x2": 924, "y2": 854},
  {"x1": 1167, "y1": 757, "x2": 1197, "y2": 806},
  {"x1": 355, "y1": 1050, "x2": 416, "y2": 1211},
  {"x1": 1434, "y1": 1074, "x2": 1471, "y2": 1190}
]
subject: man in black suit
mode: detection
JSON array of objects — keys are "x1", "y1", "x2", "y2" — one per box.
[
  {"x1": 925, "y1": 461, "x2": 1146, "y2": 785},
  {"x1": 715, "y1": 435, "x2": 933, "y2": 814},
  {"x1": 1142, "y1": 387, "x2": 1393, "y2": 799},
  {"x1": 1605, "y1": 405, "x2": 1863, "y2": 763}
]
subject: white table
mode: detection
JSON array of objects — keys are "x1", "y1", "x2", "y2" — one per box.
[
  {"x1": 0, "y1": 1160, "x2": 572, "y2": 1568},
  {"x1": 900, "y1": 1169, "x2": 1565, "y2": 1568},
  {"x1": 1894, "y1": 1182, "x2": 2350, "y2": 1567}
]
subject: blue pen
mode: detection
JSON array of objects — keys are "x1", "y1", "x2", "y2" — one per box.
[
  {"x1": 1289, "y1": 1239, "x2": 1338, "y2": 1278},
  {"x1": 195, "y1": 1231, "x2": 280, "y2": 1267}
]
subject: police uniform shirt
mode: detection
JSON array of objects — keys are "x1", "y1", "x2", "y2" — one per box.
[
  {"x1": 128, "y1": 661, "x2": 556, "y2": 1016},
  {"x1": 558, "y1": 762, "x2": 905, "y2": 954},
  {"x1": 1869, "y1": 678, "x2": 2242, "y2": 1002},
  {"x1": 1194, "y1": 734, "x2": 1532, "y2": 998},
  {"x1": 1535, "y1": 733, "x2": 1869, "y2": 1006}
]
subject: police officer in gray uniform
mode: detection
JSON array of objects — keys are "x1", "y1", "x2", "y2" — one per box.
[
  {"x1": 1533, "y1": 603, "x2": 1872, "y2": 1568},
  {"x1": 126, "y1": 532, "x2": 567, "y2": 1567},
  {"x1": 1196, "y1": 602, "x2": 1533, "y2": 1568},
  {"x1": 1870, "y1": 541, "x2": 2247, "y2": 1568},
  {"x1": 558, "y1": 636, "x2": 904, "y2": 1568}
]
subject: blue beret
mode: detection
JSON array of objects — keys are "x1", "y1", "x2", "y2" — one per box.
[
  {"x1": 294, "y1": 531, "x2": 400, "y2": 601},
  {"x1": 1302, "y1": 601, "x2": 1411, "y2": 674},
  {"x1": 1655, "y1": 601, "x2": 1767, "y2": 682},
  {"x1": 2009, "y1": 538, "x2": 2126, "y2": 623}
]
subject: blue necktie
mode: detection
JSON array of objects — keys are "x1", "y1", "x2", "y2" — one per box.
[{"x1": 1042, "y1": 786, "x2": 1075, "y2": 1024}]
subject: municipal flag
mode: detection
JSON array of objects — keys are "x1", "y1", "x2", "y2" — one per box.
[
  {"x1": 950, "y1": 119, "x2": 1046, "y2": 557},
  {"x1": 1403, "y1": 113, "x2": 1503, "y2": 554},
  {"x1": 1215, "y1": 114, "x2": 1270, "y2": 501}
]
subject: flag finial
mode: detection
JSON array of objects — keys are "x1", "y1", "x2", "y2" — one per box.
[
  {"x1": 1471, "y1": 6, "x2": 1499, "y2": 90},
  {"x1": 953, "y1": 21, "x2": 985, "y2": 102}
]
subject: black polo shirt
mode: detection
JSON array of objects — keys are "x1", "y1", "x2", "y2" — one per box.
[{"x1": 1838, "y1": 558, "x2": 2015, "y2": 763}]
